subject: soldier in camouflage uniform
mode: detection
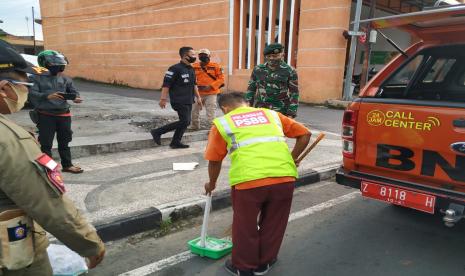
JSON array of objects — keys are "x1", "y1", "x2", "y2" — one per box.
[{"x1": 245, "y1": 43, "x2": 299, "y2": 118}]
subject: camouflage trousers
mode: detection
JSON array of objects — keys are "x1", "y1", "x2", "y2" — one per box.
[
  {"x1": 190, "y1": 94, "x2": 218, "y2": 129},
  {"x1": 0, "y1": 251, "x2": 53, "y2": 276}
]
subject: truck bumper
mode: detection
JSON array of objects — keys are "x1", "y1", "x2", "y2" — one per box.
[
  {"x1": 335, "y1": 166, "x2": 465, "y2": 211},
  {"x1": 336, "y1": 167, "x2": 361, "y2": 189}
]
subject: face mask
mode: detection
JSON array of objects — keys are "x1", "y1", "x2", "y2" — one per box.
[
  {"x1": 2, "y1": 83, "x2": 29, "y2": 113},
  {"x1": 186, "y1": 56, "x2": 197, "y2": 63},
  {"x1": 267, "y1": 58, "x2": 281, "y2": 67},
  {"x1": 47, "y1": 65, "x2": 65, "y2": 75},
  {"x1": 199, "y1": 56, "x2": 210, "y2": 63}
]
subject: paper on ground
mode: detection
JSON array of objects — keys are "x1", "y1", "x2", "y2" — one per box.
[{"x1": 173, "y1": 162, "x2": 199, "y2": 171}]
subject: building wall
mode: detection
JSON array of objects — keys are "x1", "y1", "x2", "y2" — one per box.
[
  {"x1": 296, "y1": 0, "x2": 351, "y2": 103},
  {"x1": 227, "y1": 0, "x2": 352, "y2": 103},
  {"x1": 40, "y1": 0, "x2": 353, "y2": 103},
  {"x1": 227, "y1": 69, "x2": 251, "y2": 93},
  {"x1": 40, "y1": 0, "x2": 230, "y2": 89}
]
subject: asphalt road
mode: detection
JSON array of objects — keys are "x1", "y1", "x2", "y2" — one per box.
[
  {"x1": 88, "y1": 180, "x2": 465, "y2": 276},
  {"x1": 73, "y1": 79, "x2": 345, "y2": 134}
]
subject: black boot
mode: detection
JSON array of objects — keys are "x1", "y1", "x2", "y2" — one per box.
[
  {"x1": 169, "y1": 142, "x2": 189, "y2": 149},
  {"x1": 150, "y1": 130, "x2": 161, "y2": 145}
]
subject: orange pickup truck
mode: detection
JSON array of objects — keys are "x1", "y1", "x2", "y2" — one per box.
[{"x1": 336, "y1": 6, "x2": 465, "y2": 226}]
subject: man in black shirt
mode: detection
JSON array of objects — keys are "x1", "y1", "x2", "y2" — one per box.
[{"x1": 151, "y1": 47, "x2": 202, "y2": 149}]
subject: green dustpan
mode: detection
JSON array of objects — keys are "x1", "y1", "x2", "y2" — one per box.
[{"x1": 187, "y1": 195, "x2": 233, "y2": 259}]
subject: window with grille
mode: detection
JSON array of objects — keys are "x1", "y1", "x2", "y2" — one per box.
[{"x1": 231, "y1": 0, "x2": 300, "y2": 71}]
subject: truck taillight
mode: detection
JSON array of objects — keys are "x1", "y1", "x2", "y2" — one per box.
[{"x1": 342, "y1": 110, "x2": 358, "y2": 159}]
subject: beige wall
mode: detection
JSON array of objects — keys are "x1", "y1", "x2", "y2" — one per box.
[
  {"x1": 227, "y1": 0, "x2": 352, "y2": 103},
  {"x1": 296, "y1": 0, "x2": 351, "y2": 103},
  {"x1": 40, "y1": 0, "x2": 230, "y2": 89},
  {"x1": 40, "y1": 0, "x2": 352, "y2": 103}
]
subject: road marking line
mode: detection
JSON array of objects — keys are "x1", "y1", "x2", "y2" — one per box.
[
  {"x1": 296, "y1": 181, "x2": 333, "y2": 193},
  {"x1": 289, "y1": 191, "x2": 359, "y2": 222},
  {"x1": 118, "y1": 251, "x2": 194, "y2": 276},
  {"x1": 118, "y1": 191, "x2": 360, "y2": 276}
]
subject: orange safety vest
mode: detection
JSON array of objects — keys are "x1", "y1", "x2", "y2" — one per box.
[
  {"x1": 192, "y1": 62, "x2": 224, "y2": 95},
  {"x1": 213, "y1": 106, "x2": 297, "y2": 186}
]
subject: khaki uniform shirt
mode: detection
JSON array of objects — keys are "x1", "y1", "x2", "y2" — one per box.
[{"x1": 0, "y1": 114, "x2": 104, "y2": 257}]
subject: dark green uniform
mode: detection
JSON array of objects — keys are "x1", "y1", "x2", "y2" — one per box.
[
  {"x1": 245, "y1": 61, "x2": 299, "y2": 117},
  {"x1": 0, "y1": 114, "x2": 104, "y2": 275}
]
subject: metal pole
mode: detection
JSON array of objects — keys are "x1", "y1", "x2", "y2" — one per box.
[
  {"x1": 32, "y1": 7, "x2": 36, "y2": 55},
  {"x1": 360, "y1": 0, "x2": 377, "y2": 87},
  {"x1": 342, "y1": 0, "x2": 363, "y2": 101}
]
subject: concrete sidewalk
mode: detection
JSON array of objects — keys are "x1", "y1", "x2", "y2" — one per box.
[{"x1": 62, "y1": 133, "x2": 342, "y2": 241}]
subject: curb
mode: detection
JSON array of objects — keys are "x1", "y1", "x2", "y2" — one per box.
[
  {"x1": 94, "y1": 164, "x2": 340, "y2": 242},
  {"x1": 52, "y1": 131, "x2": 209, "y2": 159},
  {"x1": 95, "y1": 207, "x2": 162, "y2": 242},
  {"x1": 324, "y1": 99, "x2": 350, "y2": 110}
]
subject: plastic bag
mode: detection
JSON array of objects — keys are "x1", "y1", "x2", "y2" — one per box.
[{"x1": 47, "y1": 244, "x2": 88, "y2": 276}]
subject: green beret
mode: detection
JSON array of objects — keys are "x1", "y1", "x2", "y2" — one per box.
[{"x1": 263, "y1": 43, "x2": 283, "y2": 55}]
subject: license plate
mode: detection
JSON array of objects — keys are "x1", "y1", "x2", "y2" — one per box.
[{"x1": 361, "y1": 181, "x2": 436, "y2": 214}]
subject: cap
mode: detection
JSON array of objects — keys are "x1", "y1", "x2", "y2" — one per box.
[
  {"x1": 198, "y1": 48, "x2": 211, "y2": 56},
  {"x1": 263, "y1": 43, "x2": 283, "y2": 56},
  {"x1": 0, "y1": 40, "x2": 48, "y2": 75}
]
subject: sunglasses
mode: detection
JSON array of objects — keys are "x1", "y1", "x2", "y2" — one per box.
[{"x1": 0, "y1": 78, "x2": 34, "y2": 87}]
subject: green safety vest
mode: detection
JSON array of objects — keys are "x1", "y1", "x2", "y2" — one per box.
[{"x1": 213, "y1": 106, "x2": 298, "y2": 186}]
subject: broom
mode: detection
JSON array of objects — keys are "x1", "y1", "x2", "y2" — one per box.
[
  {"x1": 295, "y1": 132, "x2": 326, "y2": 164},
  {"x1": 224, "y1": 132, "x2": 326, "y2": 236}
]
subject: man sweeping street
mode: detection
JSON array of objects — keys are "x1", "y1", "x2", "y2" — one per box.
[{"x1": 204, "y1": 92, "x2": 311, "y2": 276}]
